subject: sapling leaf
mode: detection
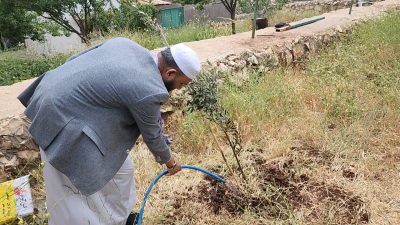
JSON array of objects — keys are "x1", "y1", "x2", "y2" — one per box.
[{"x1": 186, "y1": 70, "x2": 247, "y2": 181}]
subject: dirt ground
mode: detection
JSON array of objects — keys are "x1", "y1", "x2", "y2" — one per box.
[{"x1": 1, "y1": 0, "x2": 399, "y2": 119}]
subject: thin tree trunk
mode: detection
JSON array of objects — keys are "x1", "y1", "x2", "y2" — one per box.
[
  {"x1": 201, "y1": 114, "x2": 239, "y2": 186},
  {"x1": 231, "y1": 10, "x2": 236, "y2": 34},
  {"x1": 84, "y1": 3, "x2": 89, "y2": 39}
]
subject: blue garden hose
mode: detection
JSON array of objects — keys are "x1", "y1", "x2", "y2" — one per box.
[{"x1": 137, "y1": 165, "x2": 226, "y2": 224}]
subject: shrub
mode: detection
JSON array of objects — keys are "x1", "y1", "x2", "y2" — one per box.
[{"x1": 0, "y1": 53, "x2": 69, "y2": 86}]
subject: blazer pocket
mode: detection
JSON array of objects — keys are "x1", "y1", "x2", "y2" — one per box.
[{"x1": 82, "y1": 126, "x2": 107, "y2": 156}]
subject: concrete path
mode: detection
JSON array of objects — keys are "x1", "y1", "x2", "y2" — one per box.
[{"x1": 1, "y1": 0, "x2": 398, "y2": 119}]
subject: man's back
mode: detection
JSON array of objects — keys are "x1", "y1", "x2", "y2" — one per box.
[{"x1": 19, "y1": 37, "x2": 170, "y2": 195}]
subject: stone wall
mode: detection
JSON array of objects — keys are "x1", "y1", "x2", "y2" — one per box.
[
  {"x1": 207, "y1": 24, "x2": 352, "y2": 78},
  {"x1": 284, "y1": 0, "x2": 353, "y2": 12},
  {"x1": 284, "y1": 0, "x2": 384, "y2": 11},
  {"x1": 0, "y1": 115, "x2": 39, "y2": 181}
]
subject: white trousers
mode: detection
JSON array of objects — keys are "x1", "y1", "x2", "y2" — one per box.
[{"x1": 40, "y1": 149, "x2": 137, "y2": 225}]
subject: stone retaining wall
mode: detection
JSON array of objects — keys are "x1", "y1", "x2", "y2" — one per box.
[
  {"x1": 206, "y1": 23, "x2": 352, "y2": 77},
  {"x1": 284, "y1": 0, "x2": 353, "y2": 12},
  {"x1": 0, "y1": 115, "x2": 39, "y2": 181},
  {"x1": 284, "y1": 0, "x2": 384, "y2": 12}
]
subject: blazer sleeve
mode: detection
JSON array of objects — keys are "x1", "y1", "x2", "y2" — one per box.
[{"x1": 129, "y1": 94, "x2": 172, "y2": 164}]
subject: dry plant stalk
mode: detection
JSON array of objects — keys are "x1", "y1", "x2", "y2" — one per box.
[
  {"x1": 201, "y1": 113, "x2": 239, "y2": 186},
  {"x1": 156, "y1": 23, "x2": 170, "y2": 48}
]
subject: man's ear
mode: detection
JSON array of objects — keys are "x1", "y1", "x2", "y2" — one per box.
[{"x1": 164, "y1": 68, "x2": 178, "y2": 81}]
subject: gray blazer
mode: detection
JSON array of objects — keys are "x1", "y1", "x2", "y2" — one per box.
[{"x1": 18, "y1": 38, "x2": 171, "y2": 195}]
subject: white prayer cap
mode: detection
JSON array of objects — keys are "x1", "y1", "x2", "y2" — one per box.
[{"x1": 171, "y1": 44, "x2": 200, "y2": 80}]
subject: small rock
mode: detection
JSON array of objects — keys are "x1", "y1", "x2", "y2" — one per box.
[
  {"x1": 0, "y1": 155, "x2": 18, "y2": 169},
  {"x1": 218, "y1": 63, "x2": 229, "y2": 72},
  {"x1": 285, "y1": 42, "x2": 293, "y2": 51},
  {"x1": 226, "y1": 54, "x2": 239, "y2": 62},
  {"x1": 336, "y1": 25, "x2": 343, "y2": 33},
  {"x1": 248, "y1": 55, "x2": 259, "y2": 65},
  {"x1": 228, "y1": 61, "x2": 237, "y2": 67},
  {"x1": 253, "y1": 52, "x2": 264, "y2": 59},
  {"x1": 293, "y1": 43, "x2": 306, "y2": 60},
  {"x1": 1, "y1": 141, "x2": 12, "y2": 150},
  {"x1": 238, "y1": 60, "x2": 247, "y2": 67},
  {"x1": 17, "y1": 150, "x2": 40, "y2": 161}
]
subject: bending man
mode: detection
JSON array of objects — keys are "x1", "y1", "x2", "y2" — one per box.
[{"x1": 18, "y1": 37, "x2": 201, "y2": 225}]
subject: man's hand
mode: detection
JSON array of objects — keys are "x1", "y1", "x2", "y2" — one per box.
[{"x1": 165, "y1": 156, "x2": 181, "y2": 176}]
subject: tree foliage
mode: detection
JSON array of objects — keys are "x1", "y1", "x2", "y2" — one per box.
[
  {"x1": 187, "y1": 70, "x2": 246, "y2": 180},
  {"x1": 97, "y1": 0, "x2": 160, "y2": 33},
  {"x1": 0, "y1": 0, "x2": 63, "y2": 50},
  {"x1": 11, "y1": 0, "x2": 160, "y2": 43},
  {"x1": 11, "y1": 0, "x2": 111, "y2": 43}
]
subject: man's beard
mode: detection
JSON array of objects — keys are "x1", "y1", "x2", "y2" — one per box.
[{"x1": 164, "y1": 78, "x2": 175, "y2": 92}]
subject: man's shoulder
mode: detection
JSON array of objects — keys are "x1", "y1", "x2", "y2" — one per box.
[{"x1": 105, "y1": 37, "x2": 148, "y2": 53}]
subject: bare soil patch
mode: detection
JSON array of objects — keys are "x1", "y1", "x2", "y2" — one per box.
[{"x1": 164, "y1": 156, "x2": 368, "y2": 224}]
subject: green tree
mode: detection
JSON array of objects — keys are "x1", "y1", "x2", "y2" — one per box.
[
  {"x1": 97, "y1": 0, "x2": 160, "y2": 33},
  {"x1": 11, "y1": 0, "x2": 160, "y2": 43},
  {"x1": 11, "y1": 0, "x2": 111, "y2": 43},
  {"x1": 0, "y1": 0, "x2": 62, "y2": 50}
]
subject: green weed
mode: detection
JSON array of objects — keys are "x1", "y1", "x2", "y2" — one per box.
[{"x1": 0, "y1": 52, "x2": 69, "y2": 86}]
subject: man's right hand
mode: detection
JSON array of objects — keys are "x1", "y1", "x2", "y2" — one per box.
[{"x1": 165, "y1": 156, "x2": 181, "y2": 176}]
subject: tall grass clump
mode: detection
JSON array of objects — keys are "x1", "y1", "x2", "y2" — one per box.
[{"x1": 162, "y1": 18, "x2": 251, "y2": 44}]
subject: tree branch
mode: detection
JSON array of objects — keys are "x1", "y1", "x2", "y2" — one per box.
[
  {"x1": 84, "y1": 1, "x2": 89, "y2": 36},
  {"x1": 221, "y1": 0, "x2": 233, "y2": 13},
  {"x1": 46, "y1": 13, "x2": 84, "y2": 41},
  {"x1": 233, "y1": 0, "x2": 237, "y2": 11}
]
